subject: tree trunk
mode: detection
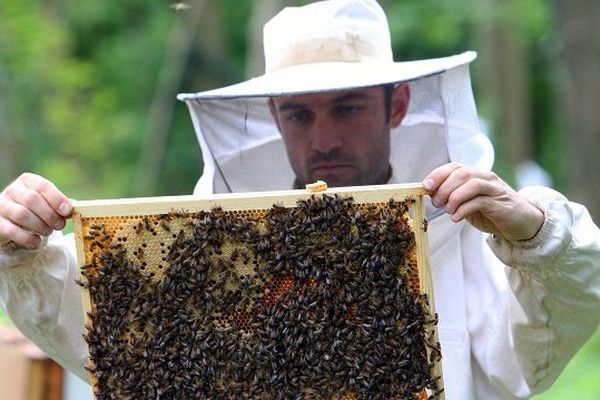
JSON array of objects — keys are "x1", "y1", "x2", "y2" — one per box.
[
  {"x1": 0, "y1": 63, "x2": 24, "y2": 186},
  {"x1": 132, "y1": 0, "x2": 206, "y2": 196},
  {"x1": 473, "y1": 0, "x2": 532, "y2": 178},
  {"x1": 555, "y1": 1, "x2": 600, "y2": 222},
  {"x1": 246, "y1": 0, "x2": 285, "y2": 78}
]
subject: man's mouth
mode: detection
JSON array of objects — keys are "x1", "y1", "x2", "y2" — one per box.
[{"x1": 311, "y1": 164, "x2": 354, "y2": 175}]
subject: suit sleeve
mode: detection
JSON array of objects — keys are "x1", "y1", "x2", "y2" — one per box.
[
  {"x1": 483, "y1": 186, "x2": 600, "y2": 395},
  {"x1": 0, "y1": 232, "x2": 89, "y2": 382}
]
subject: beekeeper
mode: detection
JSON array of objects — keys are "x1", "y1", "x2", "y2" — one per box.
[{"x1": 1, "y1": 0, "x2": 599, "y2": 398}]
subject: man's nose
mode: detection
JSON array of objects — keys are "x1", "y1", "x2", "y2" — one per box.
[{"x1": 311, "y1": 117, "x2": 342, "y2": 154}]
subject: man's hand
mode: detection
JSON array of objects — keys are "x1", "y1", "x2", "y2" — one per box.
[
  {"x1": 0, "y1": 173, "x2": 72, "y2": 249},
  {"x1": 423, "y1": 163, "x2": 544, "y2": 241}
]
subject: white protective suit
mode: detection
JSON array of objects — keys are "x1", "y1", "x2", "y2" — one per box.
[{"x1": 1, "y1": 49, "x2": 600, "y2": 400}]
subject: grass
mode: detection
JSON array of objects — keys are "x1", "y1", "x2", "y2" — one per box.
[{"x1": 533, "y1": 328, "x2": 600, "y2": 399}]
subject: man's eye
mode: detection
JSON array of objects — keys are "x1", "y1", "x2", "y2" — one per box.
[
  {"x1": 335, "y1": 105, "x2": 360, "y2": 116},
  {"x1": 287, "y1": 111, "x2": 312, "y2": 124}
]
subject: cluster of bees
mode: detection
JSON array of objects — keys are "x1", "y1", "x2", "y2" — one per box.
[{"x1": 78, "y1": 194, "x2": 442, "y2": 399}]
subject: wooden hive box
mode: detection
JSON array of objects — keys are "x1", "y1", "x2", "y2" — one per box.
[
  {"x1": 72, "y1": 183, "x2": 444, "y2": 399},
  {"x1": 0, "y1": 327, "x2": 63, "y2": 400}
]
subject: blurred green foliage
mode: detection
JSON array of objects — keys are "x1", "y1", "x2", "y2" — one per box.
[
  {"x1": 0, "y1": 0, "x2": 598, "y2": 397},
  {"x1": 0, "y1": 309, "x2": 11, "y2": 326},
  {"x1": 0, "y1": 0, "x2": 202, "y2": 198}
]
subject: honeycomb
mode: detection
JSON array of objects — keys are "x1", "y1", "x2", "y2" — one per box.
[{"x1": 74, "y1": 189, "x2": 442, "y2": 399}]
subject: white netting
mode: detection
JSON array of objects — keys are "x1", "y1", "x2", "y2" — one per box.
[{"x1": 179, "y1": 54, "x2": 492, "y2": 194}]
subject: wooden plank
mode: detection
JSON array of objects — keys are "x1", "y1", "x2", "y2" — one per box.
[
  {"x1": 413, "y1": 195, "x2": 444, "y2": 399},
  {"x1": 71, "y1": 183, "x2": 426, "y2": 217},
  {"x1": 0, "y1": 328, "x2": 63, "y2": 400},
  {"x1": 72, "y1": 212, "x2": 97, "y2": 390}
]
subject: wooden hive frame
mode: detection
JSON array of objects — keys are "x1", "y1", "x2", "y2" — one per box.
[{"x1": 72, "y1": 183, "x2": 444, "y2": 399}]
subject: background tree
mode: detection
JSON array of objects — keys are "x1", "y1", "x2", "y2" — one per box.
[
  {"x1": 474, "y1": 0, "x2": 532, "y2": 179},
  {"x1": 555, "y1": 1, "x2": 600, "y2": 222}
]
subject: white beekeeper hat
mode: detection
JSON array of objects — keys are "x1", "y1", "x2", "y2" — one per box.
[{"x1": 178, "y1": 0, "x2": 494, "y2": 194}]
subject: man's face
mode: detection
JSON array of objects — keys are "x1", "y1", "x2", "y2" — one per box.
[{"x1": 269, "y1": 85, "x2": 410, "y2": 188}]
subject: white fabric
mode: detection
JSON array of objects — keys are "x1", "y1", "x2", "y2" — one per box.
[
  {"x1": 263, "y1": 0, "x2": 393, "y2": 72},
  {"x1": 0, "y1": 233, "x2": 88, "y2": 381}
]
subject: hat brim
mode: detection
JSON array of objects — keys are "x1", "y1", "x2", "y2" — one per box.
[{"x1": 177, "y1": 51, "x2": 476, "y2": 101}]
